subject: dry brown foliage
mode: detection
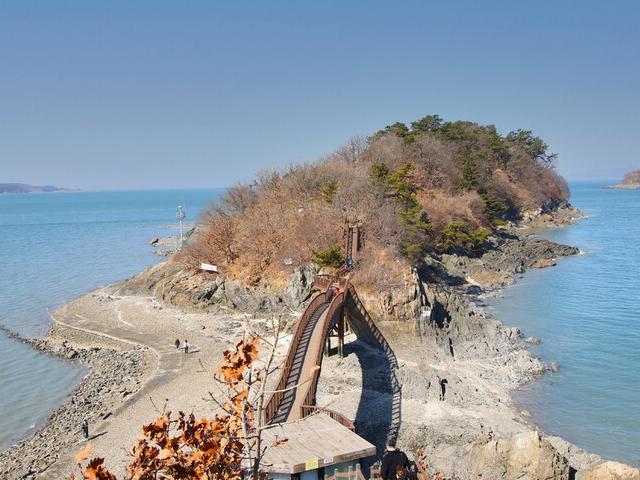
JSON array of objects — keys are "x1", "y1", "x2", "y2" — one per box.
[{"x1": 177, "y1": 117, "x2": 570, "y2": 291}]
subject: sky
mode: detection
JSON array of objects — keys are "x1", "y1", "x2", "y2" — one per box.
[{"x1": 1, "y1": 1, "x2": 639, "y2": 190}]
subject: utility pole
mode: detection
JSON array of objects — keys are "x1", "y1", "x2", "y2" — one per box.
[{"x1": 176, "y1": 205, "x2": 186, "y2": 250}]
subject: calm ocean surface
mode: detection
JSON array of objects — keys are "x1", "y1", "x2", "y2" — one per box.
[
  {"x1": 490, "y1": 182, "x2": 640, "y2": 466},
  {"x1": 0, "y1": 189, "x2": 222, "y2": 449},
  {"x1": 1, "y1": 185, "x2": 638, "y2": 465}
]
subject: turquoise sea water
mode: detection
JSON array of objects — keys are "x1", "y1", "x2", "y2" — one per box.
[
  {"x1": 0, "y1": 189, "x2": 222, "y2": 449},
  {"x1": 490, "y1": 182, "x2": 640, "y2": 466}
]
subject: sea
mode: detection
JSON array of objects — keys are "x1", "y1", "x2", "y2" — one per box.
[
  {"x1": 0, "y1": 184, "x2": 638, "y2": 466},
  {"x1": 489, "y1": 182, "x2": 640, "y2": 466},
  {"x1": 0, "y1": 188, "x2": 222, "y2": 450}
]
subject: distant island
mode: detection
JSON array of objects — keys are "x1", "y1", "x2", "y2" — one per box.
[
  {"x1": 0, "y1": 183, "x2": 76, "y2": 194},
  {"x1": 608, "y1": 170, "x2": 640, "y2": 189}
]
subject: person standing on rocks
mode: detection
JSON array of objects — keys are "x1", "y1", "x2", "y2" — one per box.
[
  {"x1": 82, "y1": 419, "x2": 89, "y2": 439},
  {"x1": 439, "y1": 378, "x2": 448, "y2": 401},
  {"x1": 380, "y1": 438, "x2": 409, "y2": 480},
  {"x1": 184, "y1": 339, "x2": 190, "y2": 354},
  {"x1": 175, "y1": 338, "x2": 180, "y2": 349}
]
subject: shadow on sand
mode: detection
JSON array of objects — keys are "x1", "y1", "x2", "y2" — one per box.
[{"x1": 344, "y1": 339, "x2": 401, "y2": 469}]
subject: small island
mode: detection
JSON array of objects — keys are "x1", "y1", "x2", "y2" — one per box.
[
  {"x1": 608, "y1": 170, "x2": 640, "y2": 189},
  {"x1": 0, "y1": 183, "x2": 75, "y2": 194}
]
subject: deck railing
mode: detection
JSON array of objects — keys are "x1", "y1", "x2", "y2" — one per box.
[
  {"x1": 265, "y1": 279, "x2": 401, "y2": 444},
  {"x1": 263, "y1": 292, "x2": 327, "y2": 424},
  {"x1": 297, "y1": 291, "x2": 345, "y2": 419},
  {"x1": 314, "y1": 265, "x2": 351, "y2": 291},
  {"x1": 300, "y1": 404, "x2": 355, "y2": 431}
]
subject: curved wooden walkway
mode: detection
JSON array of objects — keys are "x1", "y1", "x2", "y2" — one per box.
[{"x1": 265, "y1": 284, "x2": 401, "y2": 441}]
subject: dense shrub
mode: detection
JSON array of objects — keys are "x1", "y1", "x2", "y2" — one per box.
[
  {"x1": 438, "y1": 221, "x2": 491, "y2": 253},
  {"x1": 312, "y1": 245, "x2": 345, "y2": 269}
]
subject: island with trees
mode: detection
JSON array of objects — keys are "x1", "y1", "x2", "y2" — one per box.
[
  {"x1": 0, "y1": 183, "x2": 76, "y2": 194},
  {"x1": 608, "y1": 170, "x2": 640, "y2": 189}
]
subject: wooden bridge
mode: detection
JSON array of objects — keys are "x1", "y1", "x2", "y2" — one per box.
[
  {"x1": 263, "y1": 283, "x2": 401, "y2": 436},
  {"x1": 262, "y1": 224, "x2": 403, "y2": 479}
]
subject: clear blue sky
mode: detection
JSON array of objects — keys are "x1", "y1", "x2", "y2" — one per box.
[{"x1": 1, "y1": 1, "x2": 638, "y2": 189}]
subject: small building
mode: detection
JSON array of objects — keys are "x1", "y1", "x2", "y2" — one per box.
[{"x1": 262, "y1": 414, "x2": 376, "y2": 480}]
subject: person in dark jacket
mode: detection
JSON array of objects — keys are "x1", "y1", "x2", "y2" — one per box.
[
  {"x1": 380, "y1": 438, "x2": 409, "y2": 480},
  {"x1": 82, "y1": 419, "x2": 89, "y2": 439}
]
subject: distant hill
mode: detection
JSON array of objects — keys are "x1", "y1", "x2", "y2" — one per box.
[
  {"x1": 608, "y1": 170, "x2": 640, "y2": 189},
  {"x1": 0, "y1": 183, "x2": 76, "y2": 194}
]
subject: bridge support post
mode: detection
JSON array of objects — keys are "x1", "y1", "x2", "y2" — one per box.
[{"x1": 338, "y1": 312, "x2": 345, "y2": 358}]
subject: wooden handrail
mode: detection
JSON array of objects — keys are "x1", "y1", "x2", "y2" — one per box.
[
  {"x1": 314, "y1": 265, "x2": 351, "y2": 291},
  {"x1": 265, "y1": 278, "x2": 400, "y2": 442},
  {"x1": 297, "y1": 291, "x2": 346, "y2": 419},
  {"x1": 301, "y1": 404, "x2": 355, "y2": 431},
  {"x1": 263, "y1": 292, "x2": 328, "y2": 424}
]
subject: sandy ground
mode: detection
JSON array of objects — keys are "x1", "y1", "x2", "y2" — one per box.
[{"x1": 43, "y1": 287, "x2": 286, "y2": 479}]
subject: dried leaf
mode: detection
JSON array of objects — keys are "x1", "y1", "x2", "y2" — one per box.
[{"x1": 157, "y1": 448, "x2": 174, "y2": 460}]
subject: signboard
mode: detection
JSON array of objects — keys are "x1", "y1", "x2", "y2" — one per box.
[
  {"x1": 304, "y1": 458, "x2": 319, "y2": 471},
  {"x1": 323, "y1": 457, "x2": 334, "y2": 465},
  {"x1": 200, "y1": 263, "x2": 218, "y2": 272}
]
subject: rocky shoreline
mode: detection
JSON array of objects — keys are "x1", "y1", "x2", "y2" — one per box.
[
  {"x1": 0, "y1": 324, "x2": 154, "y2": 479},
  {"x1": 1, "y1": 206, "x2": 638, "y2": 479}
]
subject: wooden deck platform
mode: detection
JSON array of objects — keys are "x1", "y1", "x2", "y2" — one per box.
[{"x1": 261, "y1": 414, "x2": 376, "y2": 474}]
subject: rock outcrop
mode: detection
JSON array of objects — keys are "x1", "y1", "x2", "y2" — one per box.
[
  {"x1": 107, "y1": 213, "x2": 632, "y2": 480},
  {"x1": 0, "y1": 329, "x2": 153, "y2": 479},
  {"x1": 464, "y1": 431, "x2": 571, "y2": 480},
  {"x1": 577, "y1": 461, "x2": 640, "y2": 480},
  {"x1": 115, "y1": 261, "x2": 317, "y2": 321}
]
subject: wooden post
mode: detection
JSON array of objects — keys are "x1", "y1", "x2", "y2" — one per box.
[
  {"x1": 352, "y1": 226, "x2": 359, "y2": 262},
  {"x1": 338, "y1": 312, "x2": 345, "y2": 358}
]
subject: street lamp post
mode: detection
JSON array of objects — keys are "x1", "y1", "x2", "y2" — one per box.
[{"x1": 176, "y1": 205, "x2": 186, "y2": 250}]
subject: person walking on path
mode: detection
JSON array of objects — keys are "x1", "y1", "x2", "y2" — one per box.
[
  {"x1": 175, "y1": 338, "x2": 180, "y2": 349},
  {"x1": 82, "y1": 419, "x2": 89, "y2": 440},
  {"x1": 380, "y1": 438, "x2": 409, "y2": 480},
  {"x1": 184, "y1": 339, "x2": 190, "y2": 354}
]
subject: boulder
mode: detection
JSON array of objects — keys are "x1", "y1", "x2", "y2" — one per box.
[
  {"x1": 281, "y1": 265, "x2": 317, "y2": 308},
  {"x1": 465, "y1": 431, "x2": 570, "y2": 480},
  {"x1": 531, "y1": 258, "x2": 557, "y2": 269},
  {"x1": 578, "y1": 461, "x2": 640, "y2": 480}
]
